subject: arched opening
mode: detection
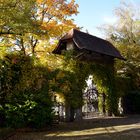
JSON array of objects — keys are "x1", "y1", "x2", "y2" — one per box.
[
  {"x1": 83, "y1": 75, "x2": 99, "y2": 118},
  {"x1": 53, "y1": 29, "x2": 124, "y2": 122}
]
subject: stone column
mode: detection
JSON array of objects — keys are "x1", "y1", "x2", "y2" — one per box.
[
  {"x1": 102, "y1": 93, "x2": 106, "y2": 115},
  {"x1": 75, "y1": 107, "x2": 83, "y2": 121},
  {"x1": 65, "y1": 105, "x2": 75, "y2": 122}
]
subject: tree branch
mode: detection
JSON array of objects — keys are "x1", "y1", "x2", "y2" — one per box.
[{"x1": 0, "y1": 31, "x2": 22, "y2": 36}]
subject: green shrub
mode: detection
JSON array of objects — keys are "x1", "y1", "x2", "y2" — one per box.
[
  {"x1": 123, "y1": 90, "x2": 140, "y2": 114},
  {"x1": 0, "y1": 54, "x2": 54, "y2": 128}
]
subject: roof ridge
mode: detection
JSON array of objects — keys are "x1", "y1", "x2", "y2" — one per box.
[
  {"x1": 73, "y1": 29, "x2": 109, "y2": 43},
  {"x1": 54, "y1": 28, "x2": 125, "y2": 60}
]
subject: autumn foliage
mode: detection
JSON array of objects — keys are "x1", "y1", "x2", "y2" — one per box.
[
  {"x1": 0, "y1": 0, "x2": 79, "y2": 128},
  {"x1": 0, "y1": 0, "x2": 78, "y2": 55}
]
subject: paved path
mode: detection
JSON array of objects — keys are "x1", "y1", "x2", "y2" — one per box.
[{"x1": 8, "y1": 115, "x2": 140, "y2": 140}]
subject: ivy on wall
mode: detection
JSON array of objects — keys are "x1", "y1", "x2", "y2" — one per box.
[
  {"x1": 55, "y1": 51, "x2": 119, "y2": 116},
  {"x1": 90, "y1": 64, "x2": 118, "y2": 115}
]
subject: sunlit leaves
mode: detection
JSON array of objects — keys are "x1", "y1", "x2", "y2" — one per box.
[
  {"x1": 0, "y1": 0, "x2": 36, "y2": 35},
  {"x1": 100, "y1": 2, "x2": 140, "y2": 89},
  {"x1": 0, "y1": 0, "x2": 78, "y2": 56}
]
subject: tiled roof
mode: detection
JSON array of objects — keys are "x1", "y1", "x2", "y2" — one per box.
[{"x1": 53, "y1": 29, "x2": 124, "y2": 60}]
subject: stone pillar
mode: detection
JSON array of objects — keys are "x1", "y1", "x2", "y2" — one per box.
[
  {"x1": 75, "y1": 107, "x2": 83, "y2": 121},
  {"x1": 102, "y1": 93, "x2": 106, "y2": 115},
  {"x1": 65, "y1": 105, "x2": 74, "y2": 122}
]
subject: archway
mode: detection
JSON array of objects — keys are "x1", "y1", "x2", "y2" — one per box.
[
  {"x1": 83, "y1": 75, "x2": 99, "y2": 118},
  {"x1": 53, "y1": 29, "x2": 124, "y2": 121}
]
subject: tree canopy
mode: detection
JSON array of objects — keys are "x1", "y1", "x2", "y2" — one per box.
[
  {"x1": 0, "y1": 0, "x2": 79, "y2": 128},
  {"x1": 100, "y1": 2, "x2": 140, "y2": 89},
  {"x1": 0, "y1": 0, "x2": 78, "y2": 55}
]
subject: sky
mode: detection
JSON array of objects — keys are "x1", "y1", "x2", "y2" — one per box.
[{"x1": 73, "y1": 0, "x2": 140, "y2": 38}]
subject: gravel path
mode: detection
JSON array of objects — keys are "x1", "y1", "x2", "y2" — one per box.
[{"x1": 7, "y1": 115, "x2": 140, "y2": 140}]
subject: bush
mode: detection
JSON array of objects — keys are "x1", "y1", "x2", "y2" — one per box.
[
  {"x1": 5, "y1": 88, "x2": 53, "y2": 128},
  {"x1": 0, "y1": 54, "x2": 54, "y2": 128},
  {"x1": 123, "y1": 90, "x2": 140, "y2": 114}
]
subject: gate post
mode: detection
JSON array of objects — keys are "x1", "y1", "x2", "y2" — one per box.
[
  {"x1": 102, "y1": 93, "x2": 106, "y2": 115},
  {"x1": 75, "y1": 107, "x2": 82, "y2": 121},
  {"x1": 65, "y1": 104, "x2": 75, "y2": 122}
]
